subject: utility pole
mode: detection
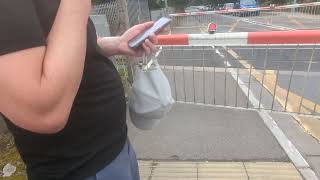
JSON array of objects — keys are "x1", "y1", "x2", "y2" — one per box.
[
  {"x1": 117, "y1": 0, "x2": 134, "y2": 84},
  {"x1": 292, "y1": 0, "x2": 297, "y2": 13},
  {"x1": 163, "y1": 0, "x2": 169, "y2": 16},
  {"x1": 117, "y1": 0, "x2": 130, "y2": 36}
]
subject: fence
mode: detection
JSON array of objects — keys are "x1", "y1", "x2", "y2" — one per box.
[
  {"x1": 91, "y1": 0, "x2": 151, "y2": 33},
  {"x1": 90, "y1": 2, "x2": 320, "y2": 117},
  {"x1": 151, "y1": 7, "x2": 175, "y2": 21},
  {"x1": 127, "y1": 0, "x2": 151, "y2": 27},
  {"x1": 155, "y1": 30, "x2": 320, "y2": 116},
  {"x1": 169, "y1": 2, "x2": 320, "y2": 32}
]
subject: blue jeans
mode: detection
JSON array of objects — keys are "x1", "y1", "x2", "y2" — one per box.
[{"x1": 85, "y1": 140, "x2": 140, "y2": 180}]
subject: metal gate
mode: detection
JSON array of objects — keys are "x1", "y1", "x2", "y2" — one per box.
[{"x1": 155, "y1": 30, "x2": 320, "y2": 116}]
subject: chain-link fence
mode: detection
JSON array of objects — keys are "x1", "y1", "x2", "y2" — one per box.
[
  {"x1": 150, "y1": 7, "x2": 175, "y2": 21},
  {"x1": 91, "y1": 0, "x2": 151, "y2": 95},
  {"x1": 128, "y1": 0, "x2": 151, "y2": 27},
  {"x1": 91, "y1": 0, "x2": 120, "y2": 36},
  {"x1": 91, "y1": 0, "x2": 150, "y2": 35}
]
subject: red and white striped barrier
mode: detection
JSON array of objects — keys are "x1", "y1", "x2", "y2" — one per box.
[
  {"x1": 157, "y1": 30, "x2": 320, "y2": 46},
  {"x1": 169, "y1": 2, "x2": 320, "y2": 17}
]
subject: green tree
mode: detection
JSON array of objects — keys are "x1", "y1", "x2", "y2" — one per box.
[
  {"x1": 149, "y1": 0, "x2": 188, "y2": 11},
  {"x1": 92, "y1": 0, "x2": 106, "y2": 5},
  {"x1": 149, "y1": 0, "x2": 164, "y2": 10},
  {"x1": 168, "y1": 0, "x2": 188, "y2": 11}
]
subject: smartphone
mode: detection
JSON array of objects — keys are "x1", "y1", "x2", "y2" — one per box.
[{"x1": 128, "y1": 17, "x2": 172, "y2": 49}]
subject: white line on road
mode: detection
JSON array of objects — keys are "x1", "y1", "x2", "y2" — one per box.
[
  {"x1": 215, "y1": 49, "x2": 225, "y2": 58},
  {"x1": 240, "y1": 18, "x2": 296, "y2": 31},
  {"x1": 215, "y1": 48, "x2": 233, "y2": 68}
]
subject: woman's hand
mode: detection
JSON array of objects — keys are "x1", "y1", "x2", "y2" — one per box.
[
  {"x1": 118, "y1": 22, "x2": 158, "y2": 57},
  {"x1": 98, "y1": 22, "x2": 159, "y2": 57}
]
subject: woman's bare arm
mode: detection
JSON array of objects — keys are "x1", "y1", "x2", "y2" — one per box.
[{"x1": 0, "y1": 0, "x2": 91, "y2": 133}]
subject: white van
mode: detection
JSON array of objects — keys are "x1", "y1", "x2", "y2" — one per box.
[{"x1": 224, "y1": 3, "x2": 235, "y2": 10}]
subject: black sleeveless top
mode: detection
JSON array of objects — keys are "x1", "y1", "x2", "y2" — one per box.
[{"x1": 0, "y1": 0, "x2": 127, "y2": 179}]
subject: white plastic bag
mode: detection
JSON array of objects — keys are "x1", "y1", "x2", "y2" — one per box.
[{"x1": 129, "y1": 57, "x2": 174, "y2": 130}]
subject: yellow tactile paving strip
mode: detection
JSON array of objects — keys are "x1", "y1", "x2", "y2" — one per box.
[{"x1": 138, "y1": 161, "x2": 302, "y2": 180}]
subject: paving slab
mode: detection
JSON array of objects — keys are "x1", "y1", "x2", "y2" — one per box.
[
  {"x1": 307, "y1": 156, "x2": 320, "y2": 178},
  {"x1": 138, "y1": 161, "x2": 302, "y2": 180},
  {"x1": 271, "y1": 112, "x2": 320, "y2": 178},
  {"x1": 245, "y1": 162, "x2": 302, "y2": 180},
  {"x1": 298, "y1": 117, "x2": 320, "y2": 142},
  {"x1": 128, "y1": 104, "x2": 288, "y2": 161},
  {"x1": 270, "y1": 113, "x2": 320, "y2": 156}
]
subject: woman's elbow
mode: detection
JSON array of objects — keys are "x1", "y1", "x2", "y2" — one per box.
[
  {"x1": 24, "y1": 108, "x2": 70, "y2": 134},
  {"x1": 40, "y1": 113, "x2": 69, "y2": 134},
  {"x1": 33, "y1": 96, "x2": 72, "y2": 134}
]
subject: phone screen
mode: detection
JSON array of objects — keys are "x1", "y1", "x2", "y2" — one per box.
[{"x1": 129, "y1": 17, "x2": 171, "y2": 48}]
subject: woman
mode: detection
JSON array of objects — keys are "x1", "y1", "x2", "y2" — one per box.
[{"x1": 0, "y1": 0, "x2": 158, "y2": 179}]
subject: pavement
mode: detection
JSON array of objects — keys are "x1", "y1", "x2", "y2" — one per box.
[
  {"x1": 138, "y1": 161, "x2": 302, "y2": 180},
  {"x1": 127, "y1": 103, "x2": 304, "y2": 179},
  {"x1": 127, "y1": 10, "x2": 320, "y2": 180},
  {"x1": 271, "y1": 113, "x2": 320, "y2": 177},
  {"x1": 128, "y1": 104, "x2": 288, "y2": 161}
]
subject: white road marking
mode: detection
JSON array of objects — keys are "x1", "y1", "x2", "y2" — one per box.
[
  {"x1": 215, "y1": 49, "x2": 225, "y2": 58},
  {"x1": 215, "y1": 48, "x2": 233, "y2": 67},
  {"x1": 241, "y1": 18, "x2": 295, "y2": 31}
]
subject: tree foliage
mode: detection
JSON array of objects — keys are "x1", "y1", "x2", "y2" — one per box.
[{"x1": 92, "y1": 0, "x2": 107, "y2": 5}]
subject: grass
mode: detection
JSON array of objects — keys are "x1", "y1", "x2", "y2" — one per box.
[
  {"x1": 114, "y1": 56, "x2": 133, "y2": 96},
  {"x1": 0, "y1": 133, "x2": 27, "y2": 180}
]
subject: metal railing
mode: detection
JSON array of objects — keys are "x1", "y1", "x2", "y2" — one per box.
[
  {"x1": 169, "y1": 2, "x2": 320, "y2": 32},
  {"x1": 90, "y1": 1, "x2": 320, "y2": 117},
  {"x1": 154, "y1": 31, "x2": 320, "y2": 116}
]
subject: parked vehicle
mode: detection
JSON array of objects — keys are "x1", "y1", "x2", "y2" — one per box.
[
  {"x1": 224, "y1": 3, "x2": 235, "y2": 10},
  {"x1": 216, "y1": 4, "x2": 224, "y2": 10},
  {"x1": 185, "y1": 6, "x2": 210, "y2": 13},
  {"x1": 233, "y1": 0, "x2": 260, "y2": 16}
]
